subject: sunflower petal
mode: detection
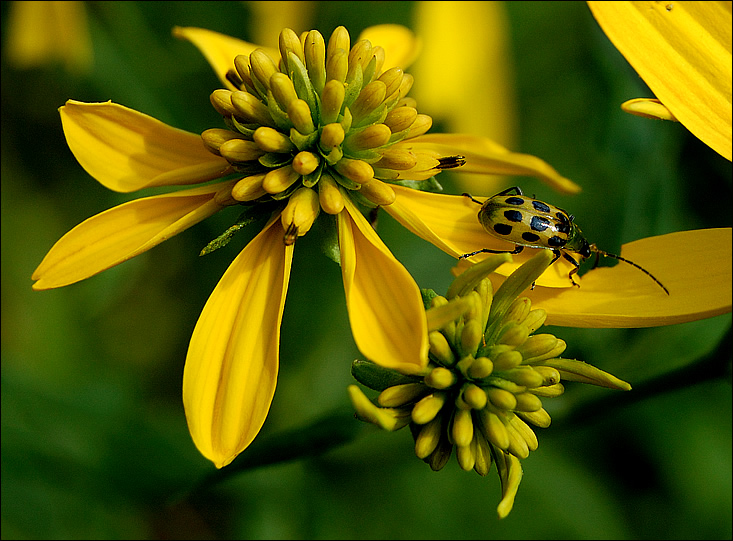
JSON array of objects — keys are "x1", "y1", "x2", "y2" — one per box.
[
  {"x1": 183, "y1": 217, "x2": 293, "y2": 468},
  {"x1": 383, "y1": 185, "x2": 576, "y2": 287},
  {"x1": 32, "y1": 181, "x2": 235, "y2": 290},
  {"x1": 60, "y1": 100, "x2": 229, "y2": 192},
  {"x1": 588, "y1": 1, "x2": 732, "y2": 161},
  {"x1": 173, "y1": 26, "x2": 280, "y2": 90},
  {"x1": 338, "y1": 196, "x2": 428, "y2": 373},
  {"x1": 395, "y1": 133, "x2": 581, "y2": 194},
  {"x1": 358, "y1": 24, "x2": 422, "y2": 71},
  {"x1": 525, "y1": 228, "x2": 732, "y2": 327}
]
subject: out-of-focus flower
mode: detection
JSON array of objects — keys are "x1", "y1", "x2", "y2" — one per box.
[
  {"x1": 588, "y1": 1, "x2": 732, "y2": 161},
  {"x1": 4, "y1": 0, "x2": 93, "y2": 73},
  {"x1": 33, "y1": 24, "x2": 577, "y2": 468},
  {"x1": 411, "y1": 1, "x2": 518, "y2": 192},
  {"x1": 349, "y1": 251, "x2": 633, "y2": 518}
]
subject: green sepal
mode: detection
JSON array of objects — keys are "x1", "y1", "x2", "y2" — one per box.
[
  {"x1": 351, "y1": 359, "x2": 420, "y2": 392},
  {"x1": 199, "y1": 207, "x2": 265, "y2": 256},
  {"x1": 322, "y1": 146, "x2": 344, "y2": 165},
  {"x1": 270, "y1": 180, "x2": 302, "y2": 201},
  {"x1": 343, "y1": 148, "x2": 382, "y2": 163},
  {"x1": 258, "y1": 152, "x2": 293, "y2": 168},
  {"x1": 266, "y1": 89, "x2": 294, "y2": 132},
  {"x1": 391, "y1": 176, "x2": 443, "y2": 193},
  {"x1": 387, "y1": 127, "x2": 411, "y2": 145},
  {"x1": 302, "y1": 160, "x2": 324, "y2": 188},
  {"x1": 228, "y1": 116, "x2": 257, "y2": 138},
  {"x1": 343, "y1": 64, "x2": 363, "y2": 109},
  {"x1": 290, "y1": 127, "x2": 319, "y2": 151},
  {"x1": 331, "y1": 171, "x2": 361, "y2": 191},
  {"x1": 421, "y1": 288, "x2": 439, "y2": 310},
  {"x1": 352, "y1": 102, "x2": 389, "y2": 130},
  {"x1": 314, "y1": 212, "x2": 340, "y2": 264},
  {"x1": 340, "y1": 107, "x2": 353, "y2": 135},
  {"x1": 362, "y1": 55, "x2": 377, "y2": 85},
  {"x1": 288, "y1": 51, "x2": 319, "y2": 121}
]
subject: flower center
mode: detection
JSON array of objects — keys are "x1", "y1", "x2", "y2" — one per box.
[{"x1": 200, "y1": 26, "x2": 439, "y2": 243}]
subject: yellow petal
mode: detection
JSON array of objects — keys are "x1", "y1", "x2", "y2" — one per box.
[
  {"x1": 173, "y1": 26, "x2": 280, "y2": 90},
  {"x1": 32, "y1": 182, "x2": 235, "y2": 290},
  {"x1": 338, "y1": 196, "x2": 429, "y2": 373},
  {"x1": 621, "y1": 97, "x2": 679, "y2": 121},
  {"x1": 358, "y1": 24, "x2": 422, "y2": 71},
  {"x1": 588, "y1": 1, "x2": 732, "y2": 161},
  {"x1": 248, "y1": 1, "x2": 316, "y2": 50},
  {"x1": 60, "y1": 100, "x2": 230, "y2": 192},
  {"x1": 383, "y1": 185, "x2": 576, "y2": 288},
  {"x1": 5, "y1": 0, "x2": 93, "y2": 73},
  {"x1": 524, "y1": 228, "x2": 732, "y2": 327},
  {"x1": 396, "y1": 133, "x2": 581, "y2": 194},
  {"x1": 183, "y1": 217, "x2": 293, "y2": 468}
]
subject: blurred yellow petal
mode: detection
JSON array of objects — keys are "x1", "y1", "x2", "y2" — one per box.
[
  {"x1": 523, "y1": 228, "x2": 732, "y2": 327},
  {"x1": 173, "y1": 26, "x2": 279, "y2": 90},
  {"x1": 60, "y1": 100, "x2": 229, "y2": 192},
  {"x1": 358, "y1": 24, "x2": 422, "y2": 70},
  {"x1": 411, "y1": 1, "x2": 518, "y2": 193},
  {"x1": 32, "y1": 182, "x2": 236, "y2": 290},
  {"x1": 396, "y1": 133, "x2": 581, "y2": 194},
  {"x1": 5, "y1": 0, "x2": 93, "y2": 73},
  {"x1": 383, "y1": 185, "x2": 576, "y2": 288},
  {"x1": 621, "y1": 97, "x2": 679, "y2": 121},
  {"x1": 183, "y1": 217, "x2": 293, "y2": 468},
  {"x1": 249, "y1": 1, "x2": 316, "y2": 50},
  {"x1": 339, "y1": 197, "x2": 429, "y2": 374},
  {"x1": 588, "y1": 1, "x2": 732, "y2": 161}
]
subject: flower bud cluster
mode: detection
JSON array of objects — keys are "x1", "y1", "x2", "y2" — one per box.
[
  {"x1": 201, "y1": 26, "x2": 457, "y2": 244},
  {"x1": 348, "y1": 252, "x2": 631, "y2": 517}
]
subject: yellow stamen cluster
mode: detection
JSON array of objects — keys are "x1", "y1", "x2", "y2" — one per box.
[
  {"x1": 201, "y1": 26, "x2": 450, "y2": 244},
  {"x1": 348, "y1": 252, "x2": 632, "y2": 518}
]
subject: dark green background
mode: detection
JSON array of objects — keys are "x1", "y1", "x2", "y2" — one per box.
[{"x1": 2, "y1": 1, "x2": 731, "y2": 539}]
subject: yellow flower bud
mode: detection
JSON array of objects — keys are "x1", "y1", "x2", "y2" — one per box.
[
  {"x1": 253, "y1": 126, "x2": 295, "y2": 153},
  {"x1": 231, "y1": 90, "x2": 273, "y2": 126},
  {"x1": 287, "y1": 99, "x2": 315, "y2": 134},
  {"x1": 280, "y1": 187, "x2": 320, "y2": 245},
  {"x1": 358, "y1": 178, "x2": 396, "y2": 206},
  {"x1": 231, "y1": 173, "x2": 267, "y2": 202},
  {"x1": 218, "y1": 138, "x2": 265, "y2": 163},
  {"x1": 291, "y1": 151, "x2": 320, "y2": 175},
  {"x1": 317, "y1": 173, "x2": 345, "y2": 215},
  {"x1": 384, "y1": 106, "x2": 417, "y2": 133},
  {"x1": 262, "y1": 165, "x2": 300, "y2": 194},
  {"x1": 270, "y1": 72, "x2": 299, "y2": 112}
]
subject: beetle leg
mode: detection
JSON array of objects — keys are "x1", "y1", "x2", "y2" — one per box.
[
  {"x1": 459, "y1": 245, "x2": 524, "y2": 260},
  {"x1": 562, "y1": 251, "x2": 582, "y2": 288},
  {"x1": 462, "y1": 193, "x2": 484, "y2": 205}
]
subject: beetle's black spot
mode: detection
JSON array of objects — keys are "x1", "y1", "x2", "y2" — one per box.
[
  {"x1": 548, "y1": 236, "x2": 566, "y2": 247},
  {"x1": 532, "y1": 200, "x2": 551, "y2": 213},
  {"x1": 493, "y1": 223, "x2": 512, "y2": 236},
  {"x1": 522, "y1": 232, "x2": 540, "y2": 243},
  {"x1": 530, "y1": 216, "x2": 551, "y2": 231},
  {"x1": 504, "y1": 210, "x2": 523, "y2": 222},
  {"x1": 505, "y1": 197, "x2": 524, "y2": 206}
]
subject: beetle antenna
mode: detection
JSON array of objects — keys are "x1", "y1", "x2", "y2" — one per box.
[
  {"x1": 590, "y1": 246, "x2": 669, "y2": 295},
  {"x1": 462, "y1": 193, "x2": 484, "y2": 205}
]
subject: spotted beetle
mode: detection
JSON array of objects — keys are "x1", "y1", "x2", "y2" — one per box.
[{"x1": 461, "y1": 186, "x2": 669, "y2": 295}]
